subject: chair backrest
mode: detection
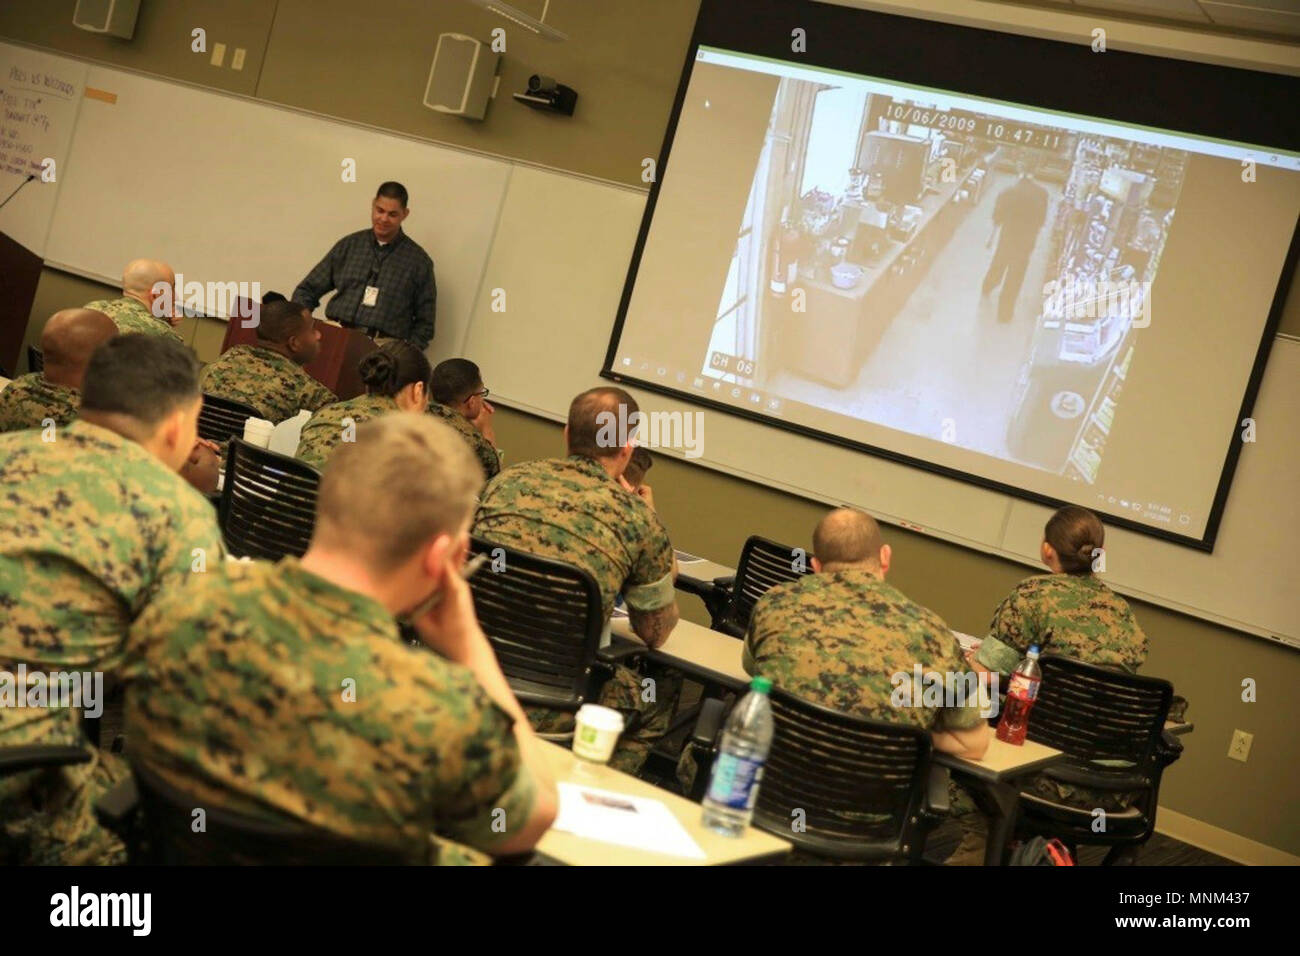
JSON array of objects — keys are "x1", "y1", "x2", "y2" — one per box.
[
  {"x1": 753, "y1": 687, "x2": 933, "y2": 862},
  {"x1": 27, "y1": 345, "x2": 43, "y2": 374},
  {"x1": 130, "y1": 761, "x2": 419, "y2": 865},
  {"x1": 467, "y1": 536, "x2": 605, "y2": 711},
  {"x1": 198, "y1": 392, "x2": 262, "y2": 444},
  {"x1": 219, "y1": 438, "x2": 321, "y2": 560},
  {"x1": 1029, "y1": 654, "x2": 1172, "y2": 773},
  {"x1": 720, "y1": 535, "x2": 813, "y2": 635}
]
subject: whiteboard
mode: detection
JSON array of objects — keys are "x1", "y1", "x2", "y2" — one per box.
[
  {"x1": 467, "y1": 167, "x2": 1300, "y2": 646},
  {"x1": 0, "y1": 42, "x2": 87, "y2": 256},
  {"x1": 43, "y1": 62, "x2": 511, "y2": 366}
]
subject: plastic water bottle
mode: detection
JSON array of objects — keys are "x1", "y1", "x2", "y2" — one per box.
[
  {"x1": 701, "y1": 677, "x2": 774, "y2": 837},
  {"x1": 996, "y1": 645, "x2": 1042, "y2": 746}
]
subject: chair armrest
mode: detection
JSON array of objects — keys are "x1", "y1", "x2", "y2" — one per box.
[
  {"x1": 711, "y1": 575, "x2": 735, "y2": 591},
  {"x1": 690, "y1": 696, "x2": 728, "y2": 750},
  {"x1": 1155, "y1": 730, "x2": 1184, "y2": 769},
  {"x1": 0, "y1": 744, "x2": 92, "y2": 776},
  {"x1": 93, "y1": 775, "x2": 140, "y2": 833},
  {"x1": 595, "y1": 635, "x2": 648, "y2": 668},
  {"x1": 685, "y1": 696, "x2": 730, "y2": 802},
  {"x1": 923, "y1": 765, "x2": 951, "y2": 817}
]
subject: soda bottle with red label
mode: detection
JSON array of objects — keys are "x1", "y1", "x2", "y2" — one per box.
[{"x1": 996, "y1": 645, "x2": 1041, "y2": 746}]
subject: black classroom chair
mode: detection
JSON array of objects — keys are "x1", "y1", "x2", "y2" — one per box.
[
  {"x1": 1014, "y1": 654, "x2": 1178, "y2": 865},
  {"x1": 197, "y1": 393, "x2": 261, "y2": 445},
  {"x1": 467, "y1": 537, "x2": 645, "y2": 742},
  {"x1": 94, "y1": 762, "x2": 421, "y2": 865},
  {"x1": 27, "y1": 345, "x2": 44, "y2": 374},
  {"x1": 710, "y1": 535, "x2": 814, "y2": 636},
  {"x1": 686, "y1": 688, "x2": 947, "y2": 864},
  {"x1": 219, "y1": 438, "x2": 321, "y2": 560},
  {"x1": 0, "y1": 744, "x2": 91, "y2": 779}
]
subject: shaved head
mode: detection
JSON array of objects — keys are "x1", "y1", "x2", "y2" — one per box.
[
  {"x1": 40, "y1": 308, "x2": 118, "y2": 389},
  {"x1": 122, "y1": 258, "x2": 175, "y2": 297},
  {"x1": 813, "y1": 507, "x2": 885, "y2": 571}
]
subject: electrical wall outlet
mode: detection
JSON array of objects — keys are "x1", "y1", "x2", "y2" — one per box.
[
  {"x1": 1228, "y1": 729, "x2": 1253, "y2": 763},
  {"x1": 211, "y1": 42, "x2": 226, "y2": 68},
  {"x1": 231, "y1": 47, "x2": 246, "y2": 71}
]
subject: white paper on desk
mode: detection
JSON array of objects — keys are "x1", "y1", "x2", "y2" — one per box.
[
  {"x1": 553, "y1": 782, "x2": 706, "y2": 860},
  {"x1": 674, "y1": 550, "x2": 705, "y2": 564}
]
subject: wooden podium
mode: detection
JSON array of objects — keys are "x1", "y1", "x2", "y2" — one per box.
[
  {"x1": 223, "y1": 298, "x2": 377, "y2": 400},
  {"x1": 0, "y1": 232, "x2": 43, "y2": 377}
]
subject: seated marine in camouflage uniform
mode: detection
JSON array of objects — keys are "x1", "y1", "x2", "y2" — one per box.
[
  {"x1": 199, "y1": 298, "x2": 336, "y2": 422},
  {"x1": 84, "y1": 258, "x2": 184, "y2": 340},
  {"x1": 0, "y1": 335, "x2": 223, "y2": 865},
  {"x1": 0, "y1": 308, "x2": 116, "y2": 433},
  {"x1": 295, "y1": 340, "x2": 430, "y2": 469},
  {"x1": 473, "y1": 387, "x2": 681, "y2": 774},
  {"x1": 949, "y1": 506, "x2": 1152, "y2": 865},
  {"x1": 428, "y1": 357, "x2": 500, "y2": 481},
  {"x1": 127, "y1": 415, "x2": 558, "y2": 864},
  {"x1": 683, "y1": 509, "x2": 990, "y2": 800}
]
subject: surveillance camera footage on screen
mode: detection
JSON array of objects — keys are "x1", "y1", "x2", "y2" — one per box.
[{"x1": 607, "y1": 45, "x2": 1300, "y2": 547}]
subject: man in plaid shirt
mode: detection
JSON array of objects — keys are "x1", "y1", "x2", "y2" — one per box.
[{"x1": 293, "y1": 181, "x2": 436, "y2": 348}]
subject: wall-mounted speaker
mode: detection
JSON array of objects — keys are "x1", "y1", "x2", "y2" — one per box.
[
  {"x1": 73, "y1": 0, "x2": 141, "y2": 38},
  {"x1": 423, "y1": 33, "x2": 501, "y2": 121}
]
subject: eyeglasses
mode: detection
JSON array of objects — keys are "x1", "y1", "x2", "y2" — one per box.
[{"x1": 469, "y1": 387, "x2": 490, "y2": 399}]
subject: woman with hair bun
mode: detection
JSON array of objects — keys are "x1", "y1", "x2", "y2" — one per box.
[
  {"x1": 947, "y1": 506, "x2": 1153, "y2": 866},
  {"x1": 974, "y1": 505, "x2": 1148, "y2": 679},
  {"x1": 295, "y1": 341, "x2": 430, "y2": 469}
]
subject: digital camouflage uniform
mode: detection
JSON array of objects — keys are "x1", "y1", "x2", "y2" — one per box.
[
  {"x1": 199, "y1": 344, "x2": 336, "y2": 423},
  {"x1": 83, "y1": 296, "x2": 180, "y2": 340},
  {"x1": 0, "y1": 420, "x2": 223, "y2": 865},
  {"x1": 0, "y1": 374, "x2": 80, "y2": 433},
  {"x1": 428, "y1": 401, "x2": 499, "y2": 481},
  {"x1": 977, "y1": 572, "x2": 1150, "y2": 814},
  {"x1": 743, "y1": 569, "x2": 985, "y2": 732},
  {"x1": 720, "y1": 569, "x2": 986, "y2": 863},
  {"x1": 125, "y1": 557, "x2": 537, "y2": 865},
  {"x1": 473, "y1": 455, "x2": 678, "y2": 773},
  {"x1": 295, "y1": 393, "x2": 401, "y2": 470}
]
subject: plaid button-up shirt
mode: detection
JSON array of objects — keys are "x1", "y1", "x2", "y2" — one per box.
[{"x1": 292, "y1": 228, "x2": 436, "y2": 347}]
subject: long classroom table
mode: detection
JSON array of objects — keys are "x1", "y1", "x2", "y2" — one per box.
[{"x1": 534, "y1": 741, "x2": 790, "y2": 865}]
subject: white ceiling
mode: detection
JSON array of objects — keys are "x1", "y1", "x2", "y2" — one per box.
[{"x1": 993, "y1": 0, "x2": 1300, "y2": 39}]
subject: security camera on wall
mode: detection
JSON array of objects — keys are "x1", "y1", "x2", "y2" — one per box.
[
  {"x1": 512, "y1": 74, "x2": 577, "y2": 116},
  {"x1": 423, "y1": 33, "x2": 502, "y2": 120},
  {"x1": 73, "y1": 0, "x2": 141, "y2": 38}
]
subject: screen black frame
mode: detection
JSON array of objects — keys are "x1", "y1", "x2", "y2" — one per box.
[{"x1": 601, "y1": 0, "x2": 1300, "y2": 552}]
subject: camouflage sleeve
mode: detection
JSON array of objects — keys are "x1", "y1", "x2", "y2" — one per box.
[
  {"x1": 153, "y1": 485, "x2": 225, "y2": 598},
  {"x1": 624, "y1": 509, "x2": 675, "y2": 613},
  {"x1": 428, "y1": 674, "x2": 537, "y2": 853},
  {"x1": 978, "y1": 586, "x2": 1034, "y2": 676},
  {"x1": 300, "y1": 378, "x2": 337, "y2": 413}
]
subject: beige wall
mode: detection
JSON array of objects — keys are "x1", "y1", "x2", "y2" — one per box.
[
  {"x1": 0, "y1": 0, "x2": 699, "y2": 186},
  {"x1": 7, "y1": 2, "x2": 1299, "y2": 857}
]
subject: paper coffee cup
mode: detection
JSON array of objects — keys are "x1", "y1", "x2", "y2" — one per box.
[
  {"x1": 242, "y1": 417, "x2": 274, "y2": 448},
  {"x1": 572, "y1": 704, "x2": 624, "y2": 763}
]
